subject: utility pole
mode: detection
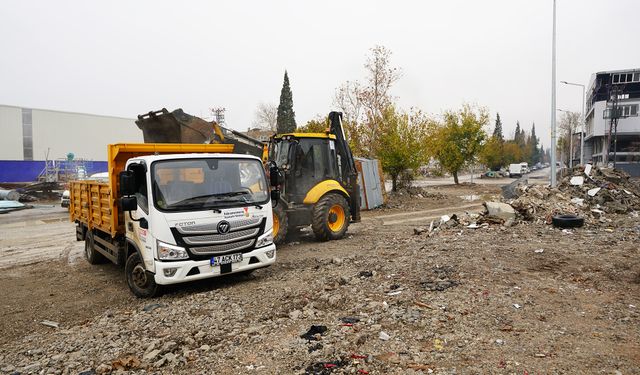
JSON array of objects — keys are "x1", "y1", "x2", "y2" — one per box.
[
  {"x1": 550, "y1": 0, "x2": 557, "y2": 187},
  {"x1": 211, "y1": 107, "x2": 226, "y2": 125}
]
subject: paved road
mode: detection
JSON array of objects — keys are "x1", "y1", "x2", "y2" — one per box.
[{"x1": 385, "y1": 167, "x2": 550, "y2": 191}]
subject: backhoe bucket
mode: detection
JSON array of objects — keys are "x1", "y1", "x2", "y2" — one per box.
[{"x1": 135, "y1": 108, "x2": 222, "y2": 144}]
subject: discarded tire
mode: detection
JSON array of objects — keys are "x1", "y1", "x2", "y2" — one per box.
[{"x1": 552, "y1": 214, "x2": 584, "y2": 228}]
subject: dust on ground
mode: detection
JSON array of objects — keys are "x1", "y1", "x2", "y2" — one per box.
[{"x1": 0, "y1": 182, "x2": 639, "y2": 374}]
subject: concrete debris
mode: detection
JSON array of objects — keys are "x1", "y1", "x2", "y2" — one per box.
[
  {"x1": 507, "y1": 166, "x2": 640, "y2": 226},
  {"x1": 570, "y1": 176, "x2": 584, "y2": 186},
  {"x1": 40, "y1": 320, "x2": 59, "y2": 329},
  {"x1": 484, "y1": 201, "x2": 517, "y2": 221}
]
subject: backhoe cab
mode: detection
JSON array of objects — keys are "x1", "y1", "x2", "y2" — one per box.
[{"x1": 269, "y1": 111, "x2": 360, "y2": 243}]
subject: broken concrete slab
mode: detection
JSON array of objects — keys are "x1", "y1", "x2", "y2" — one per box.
[{"x1": 484, "y1": 201, "x2": 516, "y2": 221}]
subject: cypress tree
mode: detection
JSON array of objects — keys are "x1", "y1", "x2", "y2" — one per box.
[
  {"x1": 493, "y1": 112, "x2": 504, "y2": 141},
  {"x1": 529, "y1": 123, "x2": 539, "y2": 164},
  {"x1": 276, "y1": 71, "x2": 296, "y2": 133}
]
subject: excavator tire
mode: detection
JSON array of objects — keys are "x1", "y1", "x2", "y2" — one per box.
[
  {"x1": 312, "y1": 193, "x2": 350, "y2": 241},
  {"x1": 273, "y1": 203, "x2": 288, "y2": 245}
]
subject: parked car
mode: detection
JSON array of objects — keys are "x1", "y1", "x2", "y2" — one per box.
[{"x1": 60, "y1": 190, "x2": 70, "y2": 208}]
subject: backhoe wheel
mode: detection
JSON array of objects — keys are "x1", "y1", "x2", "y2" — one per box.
[
  {"x1": 125, "y1": 252, "x2": 160, "y2": 298},
  {"x1": 84, "y1": 231, "x2": 106, "y2": 265},
  {"x1": 312, "y1": 193, "x2": 350, "y2": 241},
  {"x1": 273, "y1": 203, "x2": 288, "y2": 245}
]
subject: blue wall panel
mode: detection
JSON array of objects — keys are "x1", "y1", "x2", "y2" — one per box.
[{"x1": 0, "y1": 160, "x2": 108, "y2": 183}]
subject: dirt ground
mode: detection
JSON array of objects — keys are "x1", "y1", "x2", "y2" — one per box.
[{"x1": 0, "y1": 182, "x2": 639, "y2": 374}]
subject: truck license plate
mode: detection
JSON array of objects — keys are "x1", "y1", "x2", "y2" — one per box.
[{"x1": 211, "y1": 253, "x2": 243, "y2": 266}]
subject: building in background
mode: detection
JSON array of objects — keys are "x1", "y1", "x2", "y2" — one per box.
[
  {"x1": 0, "y1": 104, "x2": 142, "y2": 182},
  {"x1": 584, "y1": 68, "x2": 640, "y2": 176},
  {"x1": 244, "y1": 127, "x2": 274, "y2": 143}
]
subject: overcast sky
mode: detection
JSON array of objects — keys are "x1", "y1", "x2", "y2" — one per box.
[{"x1": 2, "y1": 0, "x2": 639, "y2": 148}]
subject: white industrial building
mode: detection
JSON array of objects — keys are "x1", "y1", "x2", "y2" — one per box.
[{"x1": 0, "y1": 104, "x2": 142, "y2": 162}]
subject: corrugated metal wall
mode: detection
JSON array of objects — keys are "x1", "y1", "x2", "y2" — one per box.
[{"x1": 355, "y1": 158, "x2": 385, "y2": 210}]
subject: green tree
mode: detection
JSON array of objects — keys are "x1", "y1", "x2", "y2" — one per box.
[
  {"x1": 503, "y1": 141, "x2": 523, "y2": 165},
  {"x1": 528, "y1": 123, "x2": 540, "y2": 165},
  {"x1": 493, "y1": 112, "x2": 504, "y2": 141},
  {"x1": 480, "y1": 136, "x2": 504, "y2": 171},
  {"x1": 377, "y1": 106, "x2": 430, "y2": 191},
  {"x1": 276, "y1": 71, "x2": 296, "y2": 133},
  {"x1": 297, "y1": 116, "x2": 328, "y2": 133},
  {"x1": 428, "y1": 105, "x2": 488, "y2": 184}
]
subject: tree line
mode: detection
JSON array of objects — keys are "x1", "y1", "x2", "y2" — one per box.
[{"x1": 254, "y1": 46, "x2": 548, "y2": 190}]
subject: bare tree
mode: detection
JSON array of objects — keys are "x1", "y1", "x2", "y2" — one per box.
[
  {"x1": 252, "y1": 103, "x2": 277, "y2": 131},
  {"x1": 558, "y1": 111, "x2": 580, "y2": 166},
  {"x1": 332, "y1": 45, "x2": 402, "y2": 157}
]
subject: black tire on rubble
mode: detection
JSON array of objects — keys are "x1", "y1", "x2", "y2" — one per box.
[
  {"x1": 273, "y1": 203, "x2": 288, "y2": 245},
  {"x1": 552, "y1": 214, "x2": 584, "y2": 228},
  {"x1": 85, "y1": 231, "x2": 106, "y2": 265},
  {"x1": 312, "y1": 193, "x2": 350, "y2": 241},
  {"x1": 125, "y1": 252, "x2": 161, "y2": 298}
]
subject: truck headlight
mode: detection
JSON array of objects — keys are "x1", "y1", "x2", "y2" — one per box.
[
  {"x1": 157, "y1": 241, "x2": 189, "y2": 260},
  {"x1": 255, "y1": 232, "x2": 273, "y2": 248}
]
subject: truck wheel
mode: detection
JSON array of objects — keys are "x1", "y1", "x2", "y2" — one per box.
[
  {"x1": 125, "y1": 252, "x2": 160, "y2": 298},
  {"x1": 85, "y1": 231, "x2": 106, "y2": 265},
  {"x1": 273, "y1": 203, "x2": 288, "y2": 245},
  {"x1": 312, "y1": 193, "x2": 350, "y2": 241}
]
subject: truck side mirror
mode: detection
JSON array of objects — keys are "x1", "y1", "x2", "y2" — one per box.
[
  {"x1": 269, "y1": 164, "x2": 280, "y2": 187},
  {"x1": 270, "y1": 190, "x2": 280, "y2": 205},
  {"x1": 120, "y1": 196, "x2": 138, "y2": 212},
  {"x1": 119, "y1": 171, "x2": 136, "y2": 196}
]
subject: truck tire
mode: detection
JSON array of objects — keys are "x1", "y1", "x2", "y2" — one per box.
[
  {"x1": 312, "y1": 193, "x2": 350, "y2": 241},
  {"x1": 85, "y1": 231, "x2": 106, "y2": 265},
  {"x1": 273, "y1": 203, "x2": 288, "y2": 245},
  {"x1": 125, "y1": 252, "x2": 161, "y2": 298}
]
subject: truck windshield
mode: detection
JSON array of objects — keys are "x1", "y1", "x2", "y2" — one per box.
[{"x1": 151, "y1": 158, "x2": 268, "y2": 211}]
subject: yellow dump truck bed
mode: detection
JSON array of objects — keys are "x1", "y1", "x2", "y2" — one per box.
[{"x1": 69, "y1": 143, "x2": 234, "y2": 237}]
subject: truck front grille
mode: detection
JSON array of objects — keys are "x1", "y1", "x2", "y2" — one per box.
[
  {"x1": 183, "y1": 227, "x2": 260, "y2": 245},
  {"x1": 190, "y1": 239, "x2": 255, "y2": 256}
]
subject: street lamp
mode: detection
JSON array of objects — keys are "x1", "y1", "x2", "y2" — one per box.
[
  {"x1": 550, "y1": 0, "x2": 557, "y2": 187},
  {"x1": 561, "y1": 80, "x2": 586, "y2": 166}
]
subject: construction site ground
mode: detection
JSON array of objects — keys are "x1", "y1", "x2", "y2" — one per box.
[{"x1": 1, "y1": 178, "x2": 639, "y2": 374}]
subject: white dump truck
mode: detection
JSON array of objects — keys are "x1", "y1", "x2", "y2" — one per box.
[{"x1": 69, "y1": 143, "x2": 279, "y2": 297}]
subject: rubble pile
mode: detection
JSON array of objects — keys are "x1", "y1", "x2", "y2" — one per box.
[{"x1": 507, "y1": 166, "x2": 640, "y2": 225}]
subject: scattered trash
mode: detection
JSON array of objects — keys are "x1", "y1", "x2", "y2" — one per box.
[
  {"x1": 387, "y1": 290, "x2": 402, "y2": 296},
  {"x1": 413, "y1": 227, "x2": 427, "y2": 235},
  {"x1": 569, "y1": 176, "x2": 584, "y2": 186},
  {"x1": 534, "y1": 249, "x2": 544, "y2": 253},
  {"x1": 495, "y1": 339, "x2": 505, "y2": 345},
  {"x1": 421, "y1": 279, "x2": 458, "y2": 291},
  {"x1": 587, "y1": 187, "x2": 601, "y2": 197},
  {"x1": 359, "y1": 271, "x2": 373, "y2": 278},
  {"x1": 433, "y1": 338, "x2": 444, "y2": 351},
  {"x1": 143, "y1": 303, "x2": 167, "y2": 312},
  {"x1": 584, "y1": 164, "x2": 592, "y2": 176},
  {"x1": 305, "y1": 360, "x2": 347, "y2": 374},
  {"x1": 378, "y1": 331, "x2": 391, "y2": 341},
  {"x1": 513, "y1": 304, "x2": 522, "y2": 309},
  {"x1": 301, "y1": 325, "x2": 328, "y2": 341},
  {"x1": 570, "y1": 197, "x2": 584, "y2": 206},
  {"x1": 561, "y1": 229, "x2": 572, "y2": 235},
  {"x1": 467, "y1": 223, "x2": 480, "y2": 229},
  {"x1": 414, "y1": 301, "x2": 433, "y2": 309},
  {"x1": 534, "y1": 353, "x2": 546, "y2": 358},
  {"x1": 40, "y1": 320, "x2": 59, "y2": 329},
  {"x1": 340, "y1": 317, "x2": 360, "y2": 324}
]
